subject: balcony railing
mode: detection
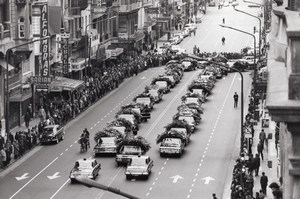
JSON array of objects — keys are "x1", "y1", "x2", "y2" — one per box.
[{"x1": 8, "y1": 73, "x2": 21, "y2": 88}]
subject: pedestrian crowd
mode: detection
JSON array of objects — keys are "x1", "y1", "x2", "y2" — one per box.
[
  {"x1": 229, "y1": 89, "x2": 282, "y2": 199},
  {"x1": 0, "y1": 51, "x2": 178, "y2": 170}
]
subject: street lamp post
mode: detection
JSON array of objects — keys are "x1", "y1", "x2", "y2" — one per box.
[
  {"x1": 5, "y1": 36, "x2": 50, "y2": 137},
  {"x1": 75, "y1": 176, "x2": 139, "y2": 199},
  {"x1": 220, "y1": 24, "x2": 257, "y2": 115},
  {"x1": 234, "y1": 8, "x2": 261, "y2": 62},
  {"x1": 208, "y1": 61, "x2": 244, "y2": 155}
]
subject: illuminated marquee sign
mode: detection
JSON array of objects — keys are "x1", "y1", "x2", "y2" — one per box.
[
  {"x1": 61, "y1": 32, "x2": 70, "y2": 74},
  {"x1": 40, "y1": 4, "x2": 49, "y2": 77}
]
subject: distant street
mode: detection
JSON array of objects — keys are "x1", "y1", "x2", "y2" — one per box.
[{"x1": 0, "y1": 2, "x2": 262, "y2": 199}]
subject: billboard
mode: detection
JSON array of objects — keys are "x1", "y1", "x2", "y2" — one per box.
[{"x1": 40, "y1": 4, "x2": 49, "y2": 77}]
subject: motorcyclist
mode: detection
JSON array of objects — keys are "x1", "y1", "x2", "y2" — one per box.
[{"x1": 81, "y1": 128, "x2": 90, "y2": 148}]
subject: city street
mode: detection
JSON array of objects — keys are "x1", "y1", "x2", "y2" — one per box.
[{"x1": 0, "y1": 2, "x2": 261, "y2": 199}]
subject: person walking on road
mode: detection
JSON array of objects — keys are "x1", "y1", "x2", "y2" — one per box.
[
  {"x1": 212, "y1": 193, "x2": 217, "y2": 199},
  {"x1": 233, "y1": 92, "x2": 239, "y2": 108},
  {"x1": 260, "y1": 172, "x2": 268, "y2": 195},
  {"x1": 222, "y1": 18, "x2": 225, "y2": 24},
  {"x1": 222, "y1": 37, "x2": 225, "y2": 45}
]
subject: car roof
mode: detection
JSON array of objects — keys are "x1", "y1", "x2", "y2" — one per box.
[
  {"x1": 131, "y1": 155, "x2": 149, "y2": 160},
  {"x1": 44, "y1": 125, "x2": 59, "y2": 129}
]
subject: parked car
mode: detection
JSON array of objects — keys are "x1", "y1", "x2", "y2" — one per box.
[
  {"x1": 69, "y1": 158, "x2": 101, "y2": 183},
  {"x1": 125, "y1": 156, "x2": 153, "y2": 180},
  {"x1": 40, "y1": 125, "x2": 65, "y2": 144}
]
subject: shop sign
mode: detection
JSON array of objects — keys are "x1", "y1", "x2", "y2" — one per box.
[
  {"x1": 30, "y1": 76, "x2": 52, "y2": 84},
  {"x1": 36, "y1": 84, "x2": 49, "y2": 92},
  {"x1": 40, "y1": 4, "x2": 49, "y2": 77},
  {"x1": 61, "y1": 35, "x2": 70, "y2": 74}
]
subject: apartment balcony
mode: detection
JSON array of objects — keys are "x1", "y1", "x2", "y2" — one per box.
[
  {"x1": 65, "y1": 7, "x2": 81, "y2": 20},
  {"x1": 129, "y1": 30, "x2": 144, "y2": 42},
  {"x1": 119, "y1": 2, "x2": 141, "y2": 13},
  {"x1": 8, "y1": 72, "x2": 21, "y2": 91}
]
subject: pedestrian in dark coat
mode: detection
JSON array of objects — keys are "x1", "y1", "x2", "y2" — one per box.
[
  {"x1": 260, "y1": 172, "x2": 268, "y2": 195},
  {"x1": 257, "y1": 141, "x2": 264, "y2": 160},
  {"x1": 24, "y1": 112, "x2": 30, "y2": 128},
  {"x1": 254, "y1": 153, "x2": 261, "y2": 176}
]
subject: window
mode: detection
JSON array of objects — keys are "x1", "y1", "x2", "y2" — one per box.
[{"x1": 18, "y1": 17, "x2": 25, "y2": 38}]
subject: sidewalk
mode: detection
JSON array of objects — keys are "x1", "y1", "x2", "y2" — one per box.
[
  {"x1": 251, "y1": 100, "x2": 280, "y2": 198},
  {"x1": 222, "y1": 98, "x2": 280, "y2": 198}
]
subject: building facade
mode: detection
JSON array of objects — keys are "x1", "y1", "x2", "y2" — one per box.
[{"x1": 266, "y1": 0, "x2": 300, "y2": 198}]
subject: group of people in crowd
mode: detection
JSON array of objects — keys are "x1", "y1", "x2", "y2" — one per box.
[
  {"x1": 229, "y1": 89, "x2": 282, "y2": 199},
  {"x1": 0, "y1": 50, "x2": 178, "y2": 170}
]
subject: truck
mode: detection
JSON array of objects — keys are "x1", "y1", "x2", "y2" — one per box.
[{"x1": 115, "y1": 135, "x2": 151, "y2": 166}]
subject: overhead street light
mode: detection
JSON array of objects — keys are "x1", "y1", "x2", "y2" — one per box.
[
  {"x1": 5, "y1": 36, "x2": 50, "y2": 137},
  {"x1": 233, "y1": 7, "x2": 261, "y2": 62},
  {"x1": 243, "y1": 0, "x2": 270, "y2": 32},
  {"x1": 75, "y1": 176, "x2": 139, "y2": 199},
  {"x1": 208, "y1": 60, "x2": 244, "y2": 155},
  {"x1": 219, "y1": 24, "x2": 257, "y2": 112}
]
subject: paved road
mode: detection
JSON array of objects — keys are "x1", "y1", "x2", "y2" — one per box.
[{"x1": 0, "y1": 2, "x2": 261, "y2": 199}]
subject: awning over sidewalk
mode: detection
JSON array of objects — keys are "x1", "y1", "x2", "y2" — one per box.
[
  {"x1": 50, "y1": 77, "x2": 84, "y2": 92},
  {"x1": 0, "y1": 59, "x2": 15, "y2": 71}
]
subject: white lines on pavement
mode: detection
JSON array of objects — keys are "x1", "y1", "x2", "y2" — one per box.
[
  {"x1": 189, "y1": 189, "x2": 192, "y2": 193},
  {"x1": 50, "y1": 179, "x2": 70, "y2": 199},
  {"x1": 195, "y1": 173, "x2": 198, "y2": 177},
  {"x1": 65, "y1": 149, "x2": 68, "y2": 152},
  {"x1": 158, "y1": 171, "x2": 161, "y2": 175},
  {"x1": 90, "y1": 127, "x2": 93, "y2": 130},
  {"x1": 152, "y1": 182, "x2": 155, "y2": 185},
  {"x1": 161, "y1": 167, "x2": 164, "y2": 170},
  {"x1": 97, "y1": 121, "x2": 100, "y2": 124},
  {"x1": 74, "y1": 141, "x2": 77, "y2": 143},
  {"x1": 94, "y1": 124, "x2": 97, "y2": 127},
  {"x1": 164, "y1": 161, "x2": 167, "y2": 165},
  {"x1": 149, "y1": 187, "x2": 153, "y2": 191},
  {"x1": 10, "y1": 157, "x2": 59, "y2": 199},
  {"x1": 187, "y1": 195, "x2": 190, "y2": 198},
  {"x1": 155, "y1": 178, "x2": 158, "y2": 181},
  {"x1": 70, "y1": 144, "x2": 73, "y2": 147},
  {"x1": 60, "y1": 153, "x2": 63, "y2": 156},
  {"x1": 146, "y1": 193, "x2": 150, "y2": 196}
]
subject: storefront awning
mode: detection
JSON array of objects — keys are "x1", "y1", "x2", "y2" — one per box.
[
  {"x1": 0, "y1": 59, "x2": 14, "y2": 71},
  {"x1": 50, "y1": 77, "x2": 84, "y2": 92}
]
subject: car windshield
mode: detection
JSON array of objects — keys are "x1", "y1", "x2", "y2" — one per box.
[
  {"x1": 136, "y1": 98, "x2": 151, "y2": 104},
  {"x1": 156, "y1": 81, "x2": 167, "y2": 88},
  {"x1": 178, "y1": 116, "x2": 195, "y2": 124},
  {"x1": 185, "y1": 98, "x2": 199, "y2": 104},
  {"x1": 78, "y1": 161, "x2": 92, "y2": 169},
  {"x1": 162, "y1": 138, "x2": 180, "y2": 146},
  {"x1": 123, "y1": 146, "x2": 141, "y2": 154},
  {"x1": 43, "y1": 128, "x2": 54, "y2": 135},
  {"x1": 182, "y1": 61, "x2": 191, "y2": 67},
  {"x1": 118, "y1": 114, "x2": 135, "y2": 124},
  {"x1": 130, "y1": 158, "x2": 146, "y2": 166}
]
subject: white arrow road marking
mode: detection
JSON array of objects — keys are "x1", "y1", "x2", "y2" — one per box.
[
  {"x1": 16, "y1": 173, "x2": 29, "y2": 181},
  {"x1": 47, "y1": 172, "x2": 60, "y2": 180},
  {"x1": 201, "y1": 176, "x2": 215, "y2": 184},
  {"x1": 170, "y1": 175, "x2": 183, "y2": 183}
]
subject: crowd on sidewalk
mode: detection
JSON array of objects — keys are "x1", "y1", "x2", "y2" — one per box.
[
  {"x1": 0, "y1": 49, "x2": 179, "y2": 170},
  {"x1": 229, "y1": 89, "x2": 283, "y2": 199}
]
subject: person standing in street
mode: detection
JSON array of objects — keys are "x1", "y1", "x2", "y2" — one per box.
[
  {"x1": 212, "y1": 193, "x2": 217, "y2": 199},
  {"x1": 222, "y1": 17, "x2": 225, "y2": 24},
  {"x1": 233, "y1": 92, "x2": 239, "y2": 108},
  {"x1": 222, "y1": 37, "x2": 225, "y2": 45},
  {"x1": 260, "y1": 172, "x2": 268, "y2": 195}
]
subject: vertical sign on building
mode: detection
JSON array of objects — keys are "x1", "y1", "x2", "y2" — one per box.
[
  {"x1": 40, "y1": 4, "x2": 49, "y2": 77},
  {"x1": 61, "y1": 32, "x2": 70, "y2": 75}
]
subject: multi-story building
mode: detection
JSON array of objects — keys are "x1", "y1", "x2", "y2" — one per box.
[
  {"x1": 0, "y1": 0, "x2": 15, "y2": 137},
  {"x1": 266, "y1": 0, "x2": 300, "y2": 198}
]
